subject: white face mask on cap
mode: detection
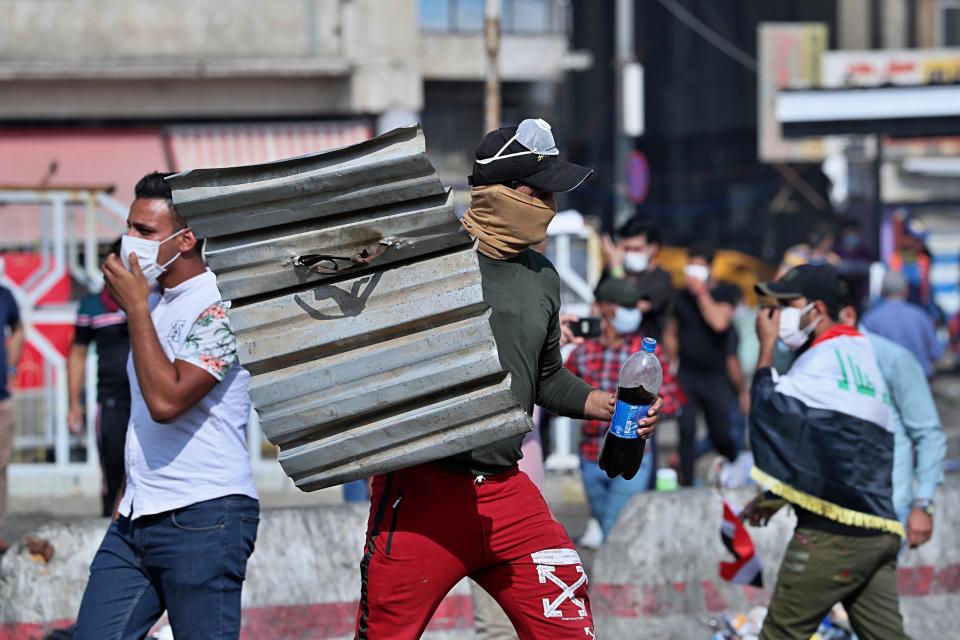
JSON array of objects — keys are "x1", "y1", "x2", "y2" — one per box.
[
  {"x1": 778, "y1": 302, "x2": 820, "y2": 351},
  {"x1": 611, "y1": 306, "x2": 643, "y2": 335},
  {"x1": 475, "y1": 118, "x2": 560, "y2": 165},
  {"x1": 121, "y1": 228, "x2": 186, "y2": 287},
  {"x1": 623, "y1": 251, "x2": 649, "y2": 273}
]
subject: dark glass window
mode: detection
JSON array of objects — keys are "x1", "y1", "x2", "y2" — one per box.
[
  {"x1": 945, "y1": 7, "x2": 960, "y2": 45},
  {"x1": 419, "y1": 0, "x2": 451, "y2": 31}
]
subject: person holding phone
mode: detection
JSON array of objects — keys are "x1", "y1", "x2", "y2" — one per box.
[{"x1": 565, "y1": 278, "x2": 683, "y2": 540}]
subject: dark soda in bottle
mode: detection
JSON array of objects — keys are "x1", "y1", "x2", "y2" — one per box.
[{"x1": 600, "y1": 337, "x2": 661, "y2": 480}]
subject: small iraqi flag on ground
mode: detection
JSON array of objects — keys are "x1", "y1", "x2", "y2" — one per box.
[{"x1": 719, "y1": 500, "x2": 763, "y2": 588}]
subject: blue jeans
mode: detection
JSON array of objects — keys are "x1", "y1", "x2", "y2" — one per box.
[
  {"x1": 74, "y1": 495, "x2": 259, "y2": 640},
  {"x1": 695, "y1": 399, "x2": 745, "y2": 459},
  {"x1": 580, "y1": 446, "x2": 654, "y2": 538}
]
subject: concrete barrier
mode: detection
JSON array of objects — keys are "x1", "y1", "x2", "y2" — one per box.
[
  {"x1": 0, "y1": 504, "x2": 476, "y2": 640},
  {"x1": 592, "y1": 477, "x2": 960, "y2": 639}
]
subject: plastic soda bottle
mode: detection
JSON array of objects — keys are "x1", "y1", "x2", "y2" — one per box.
[{"x1": 599, "y1": 337, "x2": 661, "y2": 480}]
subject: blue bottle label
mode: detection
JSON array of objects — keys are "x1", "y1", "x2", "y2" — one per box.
[{"x1": 609, "y1": 400, "x2": 651, "y2": 439}]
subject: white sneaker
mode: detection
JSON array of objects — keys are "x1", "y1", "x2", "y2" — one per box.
[
  {"x1": 720, "y1": 451, "x2": 755, "y2": 489},
  {"x1": 578, "y1": 518, "x2": 604, "y2": 549}
]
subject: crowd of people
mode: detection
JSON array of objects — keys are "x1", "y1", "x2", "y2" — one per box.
[{"x1": 0, "y1": 115, "x2": 950, "y2": 639}]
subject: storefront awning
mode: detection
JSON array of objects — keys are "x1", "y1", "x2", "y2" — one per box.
[
  {"x1": 778, "y1": 84, "x2": 960, "y2": 138},
  {"x1": 165, "y1": 121, "x2": 372, "y2": 170}
]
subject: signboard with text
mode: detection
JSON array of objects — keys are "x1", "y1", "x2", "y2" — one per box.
[{"x1": 758, "y1": 23, "x2": 829, "y2": 163}]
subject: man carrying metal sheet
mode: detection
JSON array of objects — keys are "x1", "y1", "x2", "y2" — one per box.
[
  {"x1": 355, "y1": 119, "x2": 662, "y2": 640},
  {"x1": 74, "y1": 173, "x2": 259, "y2": 640}
]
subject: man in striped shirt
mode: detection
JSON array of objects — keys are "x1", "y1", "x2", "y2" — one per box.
[{"x1": 67, "y1": 239, "x2": 132, "y2": 517}]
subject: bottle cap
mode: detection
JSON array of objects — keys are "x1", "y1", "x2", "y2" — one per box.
[{"x1": 641, "y1": 337, "x2": 657, "y2": 353}]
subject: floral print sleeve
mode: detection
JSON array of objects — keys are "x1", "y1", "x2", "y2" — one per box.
[{"x1": 177, "y1": 302, "x2": 238, "y2": 382}]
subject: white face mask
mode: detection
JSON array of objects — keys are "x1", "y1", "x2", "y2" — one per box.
[
  {"x1": 623, "y1": 251, "x2": 649, "y2": 273},
  {"x1": 121, "y1": 228, "x2": 186, "y2": 287},
  {"x1": 611, "y1": 306, "x2": 643, "y2": 335},
  {"x1": 778, "y1": 302, "x2": 820, "y2": 351},
  {"x1": 684, "y1": 263, "x2": 710, "y2": 283}
]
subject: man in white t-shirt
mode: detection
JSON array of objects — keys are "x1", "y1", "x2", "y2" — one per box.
[{"x1": 75, "y1": 172, "x2": 259, "y2": 640}]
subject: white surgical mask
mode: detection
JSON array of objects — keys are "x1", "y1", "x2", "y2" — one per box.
[
  {"x1": 121, "y1": 228, "x2": 186, "y2": 287},
  {"x1": 778, "y1": 302, "x2": 820, "y2": 351},
  {"x1": 623, "y1": 251, "x2": 649, "y2": 273},
  {"x1": 611, "y1": 306, "x2": 643, "y2": 335},
  {"x1": 684, "y1": 263, "x2": 710, "y2": 283}
]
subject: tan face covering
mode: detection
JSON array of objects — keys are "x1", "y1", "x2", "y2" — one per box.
[{"x1": 460, "y1": 184, "x2": 557, "y2": 260}]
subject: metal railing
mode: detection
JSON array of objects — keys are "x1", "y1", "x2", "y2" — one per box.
[
  {"x1": 543, "y1": 212, "x2": 601, "y2": 471},
  {"x1": 1, "y1": 188, "x2": 123, "y2": 488}
]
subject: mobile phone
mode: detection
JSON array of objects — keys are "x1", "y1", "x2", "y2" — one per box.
[{"x1": 569, "y1": 317, "x2": 601, "y2": 339}]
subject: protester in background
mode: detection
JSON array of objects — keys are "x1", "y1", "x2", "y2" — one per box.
[
  {"x1": 0, "y1": 284, "x2": 24, "y2": 554},
  {"x1": 565, "y1": 278, "x2": 682, "y2": 540},
  {"x1": 862, "y1": 270, "x2": 943, "y2": 379},
  {"x1": 601, "y1": 218, "x2": 673, "y2": 341},
  {"x1": 664, "y1": 244, "x2": 740, "y2": 486},
  {"x1": 776, "y1": 223, "x2": 841, "y2": 279},
  {"x1": 696, "y1": 326, "x2": 752, "y2": 487},
  {"x1": 834, "y1": 218, "x2": 872, "y2": 303},
  {"x1": 888, "y1": 212, "x2": 933, "y2": 309},
  {"x1": 67, "y1": 238, "x2": 132, "y2": 518},
  {"x1": 75, "y1": 172, "x2": 259, "y2": 639},
  {"x1": 839, "y1": 287, "x2": 946, "y2": 547},
  {"x1": 747, "y1": 264, "x2": 906, "y2": 640},
  {"x1": 724, "y1": 329, "x2": 749, "y2": 449},
  {"x1": 355, "y1": 119, "x2": 662, "y2": 640}
]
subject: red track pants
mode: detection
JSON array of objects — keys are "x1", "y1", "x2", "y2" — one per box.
[{"x1": 354, "y1": 464, "x2": 594, "y2": 639}]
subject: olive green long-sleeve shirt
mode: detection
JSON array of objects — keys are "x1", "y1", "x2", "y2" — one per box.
[{"x1": 438, "y1": 250, "x2": 593, "y2": 476}]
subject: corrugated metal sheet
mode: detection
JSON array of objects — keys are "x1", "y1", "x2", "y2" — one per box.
[{"x1": 167, "y1": 125, "x2": 532, "y2": 491}]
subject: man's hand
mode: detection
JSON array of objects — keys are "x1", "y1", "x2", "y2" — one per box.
[
  {"x1": 602, "y1": 234, "x2": 624, "y2": 272},
  {"x1": 584, "y1": 391, "x2": 663, "y2": 439},
  {"x1": 740, "y1": 494, "x2": 786, "y2": 527},
  {"x1": 102, "y1": 254, "x2": 152, "y2": 314},
  {"x1": 68, "y1": 403, "x2": 84, "y2": 435},
  {"x1": 559, "y1": 314, "x2": 584, "y2": 347},
  {"x1": 685, "y1": 274, "x2": 707, "y2": 296},
  {"x1": 584, "y1": 390, "x2": 616, "y2": 421},
  {"x1": 637, "y1": 396, "x2": 663, "y2": 440},
  {"x1": 907, "y1": 508, "x2": 933, "y2": 548},
  {"x1": 756, "y1": 306, "x2": 780, "y2": 350}
]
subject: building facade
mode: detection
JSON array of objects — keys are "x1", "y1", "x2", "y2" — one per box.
[{"x1": 0, "y1": 0, "x2": 581, "y2": 496}]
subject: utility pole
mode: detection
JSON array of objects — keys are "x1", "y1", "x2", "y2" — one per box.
[
  {"x1": 484, "y1": 0, "x2": 502, "y2": 133},
  {"x1": 614, "y1": 0, "x2": 636, "y2": 229}
]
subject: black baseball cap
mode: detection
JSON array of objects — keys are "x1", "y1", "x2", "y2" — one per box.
[
  {"x1": 755, "y1": 264, "x2": 845, "y2": 309},
  {"x1": 468, "y1": 118, "x2": 593, "y2": 193},
  {"x1": 595, "y1": 278, "x2": 641, "y2": 307}
]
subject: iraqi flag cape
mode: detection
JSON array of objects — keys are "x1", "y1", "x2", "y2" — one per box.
[{"x1": 749, "y1": 326, "x2": 904, "y2": 536}]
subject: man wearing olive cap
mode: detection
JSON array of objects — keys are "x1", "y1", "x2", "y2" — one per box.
[{"x1": 353, "y1": 119, "x2": 663, "y2": 639}]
